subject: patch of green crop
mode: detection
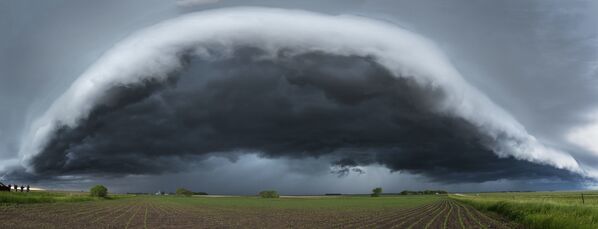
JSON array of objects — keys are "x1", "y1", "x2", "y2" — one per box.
[
  {"x1": 0, "y1": 191, "x2": 130, "y2": 205},
  {"x1": 451, "y1": 192, "x2": 598, "y2": 229}
]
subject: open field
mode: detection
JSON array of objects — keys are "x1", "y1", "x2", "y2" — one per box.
[
  {"x1": 0, "y1": 194, "x2": 515, "y2": 228},
  {"x1": 0, "y1": 191, "x2": 128, "y2": 205},
  {"x1": 0, "y1": 191, "x2": 97, "y2": 204},
  {"x1": 451, "y1": 191, "x2": 598, "y2": 229}
]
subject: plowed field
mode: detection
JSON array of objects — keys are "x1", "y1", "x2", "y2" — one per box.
[{"x1": 0, "y1": 196, "x2": 517, "y2": 228}]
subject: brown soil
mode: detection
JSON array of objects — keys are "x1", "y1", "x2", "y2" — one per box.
[{"x1": 0, "y1": 198, "x2": 517, "y2": 228}]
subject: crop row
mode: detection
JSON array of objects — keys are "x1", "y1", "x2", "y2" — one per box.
[{"x1": 0, "y1": 197, "x2": 515, "y2": 228}]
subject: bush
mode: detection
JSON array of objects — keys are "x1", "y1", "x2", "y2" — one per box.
[
  {"x1": 259, "y1": 190, "x2": 280, "y2": 198},
  {"x1": 176, "y1": 188, "x2": 193, "y2": 197},
  {"x1": 90, "y1": 185, "x2": 108, "y2": 198},
  {"x1": 371, "y1": 187, "x2": 383, "y2": 197}
]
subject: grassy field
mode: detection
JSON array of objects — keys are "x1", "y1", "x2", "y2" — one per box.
[
  {"x1": 451, "y1": 191, "x2": 598, "y2": 229},
  {"x1": 0, "y1": 194, "x2": 514, "y2": 228},
  {"x1": 0, "y1": 191, "x2": 127, "y2": 205}
]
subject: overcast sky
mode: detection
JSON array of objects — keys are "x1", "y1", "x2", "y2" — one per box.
[{"x1": 1, "y1": 0, "x2": 597, "y2": 194}]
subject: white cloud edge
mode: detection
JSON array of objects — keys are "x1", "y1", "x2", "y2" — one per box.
[{"x1": 567, "y1": 111, "x2": 598, "y2": 158}]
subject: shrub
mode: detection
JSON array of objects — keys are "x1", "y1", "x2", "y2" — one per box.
[
  {"x1": 259, "y1": 190, "x2": 280, "y2": 198},
  {"x1": 176, "y1": 188, "x2": 193, "y2": 197},
  {"x1": 371, "y1": 187, "x2": 383, "y2": 197},
  {"x1": 90, "y1": 185, "x2": 108, "y2": 198}
]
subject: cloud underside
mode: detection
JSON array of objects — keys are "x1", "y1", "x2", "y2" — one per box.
[{"x1": 29, "y1": 50, "x2": 581, "y2": 183}]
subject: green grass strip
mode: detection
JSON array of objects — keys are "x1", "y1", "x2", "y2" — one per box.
[{"x1": 454, "y1": 196, "x2": 598, "y2": 229}]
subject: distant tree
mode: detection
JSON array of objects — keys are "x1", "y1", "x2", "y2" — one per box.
[
  {"x1": 176, "y1": 188, "x2": 193, "y2": 197},
  {"x1": 325, "y1": 193, "x2": 342, "y2": 196},
  {"x1": 371, "y1": 187, "x2": 383, "y2": 197},
  {"x1": 400, "y1": 190, "x2": 447, "y2": 195},
  {"x1": 90, "y1": 185, "x2": 108, "y2": 198},
  {"x1": 193, "y1": 192, "x2": 209, "y2": 195},
  {"x1": 400, "y1": 190, "x2": 419, "y2": 195},
  {"x1": 259, "y1": 190, "x2": 280, "y2": 198}
]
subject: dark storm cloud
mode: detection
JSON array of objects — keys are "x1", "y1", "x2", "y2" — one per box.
[
  {"x1": 3, "y1": 3, "x2": 597, "y2": 193},
  {"x1": 330, "y1": 158, "x2": 365, "y2": 177},
  {"x1": 26, "y1": 48, "x2": 582, "y2": 183}
]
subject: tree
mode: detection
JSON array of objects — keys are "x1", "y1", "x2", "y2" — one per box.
[
  {"x1": 371, "y1": 187, "x2": 383, "y2": 197},
  {"x1": 90, "y1": 185, "x2": 108, "y2": 198},
  {"x1": 176, "y1": 188, "x2": 193, "y2": 197},
  {"x1": 259, "y1": 190, "x2": 280, "y2": 198}
]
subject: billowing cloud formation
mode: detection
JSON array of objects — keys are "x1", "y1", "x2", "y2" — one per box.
[
  {"x1": 568, "y1": 111, "x2": 598, "y2": 157},
  {"x1": 17, "y1": 8, "x2": 587, "y2": 182}
]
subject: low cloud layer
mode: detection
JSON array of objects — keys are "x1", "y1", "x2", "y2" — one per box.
[{"x1": 10, "y1": 7, "x2": 592, "y2": 183}]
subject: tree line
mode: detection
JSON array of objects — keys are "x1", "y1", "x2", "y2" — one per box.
[{"x1": 399, "y1": 190, "x2": 448, "y2": 195}]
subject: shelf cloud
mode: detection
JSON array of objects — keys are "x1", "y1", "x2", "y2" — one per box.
[{"x1": 14, "y1": 7, "x2": 590, "y2": 183}]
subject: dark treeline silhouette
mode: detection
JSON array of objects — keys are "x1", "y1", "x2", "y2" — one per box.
[
  {"x1": 0, "y1": 182, "x2": 30, "y2": 192},
  {"x1": 0, "y1": 182, "x2": 10, "y2": 191},
  {"x1": 400, "y1": 190, "x2": 448, "y2": 195}
]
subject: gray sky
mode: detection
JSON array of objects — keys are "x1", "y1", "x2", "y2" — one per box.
[{"x1": 1, "y1": 0, "x2": 597, "y2": 194}]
